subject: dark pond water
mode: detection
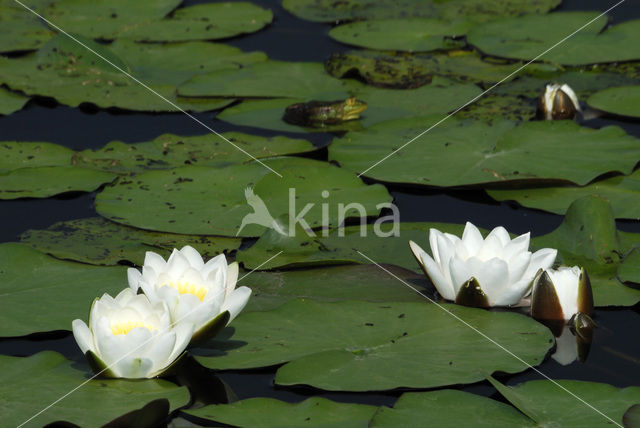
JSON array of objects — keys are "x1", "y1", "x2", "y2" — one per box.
[{"x1": 1, "y1": 0, "x2": 639, "y2": 422}]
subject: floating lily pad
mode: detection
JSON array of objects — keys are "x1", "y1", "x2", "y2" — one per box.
[
  {"x1": 74, "y1": 132, "x2": 316, "y2": 174},
  {"x1": 329, "y1": 117, "x2": 640, "y2": 186},
  {"x1": 241, "y1": 264, "x2": 430, "y2": 312},
  {"x1": 0, "y1": 87, "x2": 28, "y2": 115},
  {"x1": 0, "y1": 243, "x2": 127, "y2": 337},
  {"x1": 20, "y1": 217, "x2": 240, "y2": 266},
  {"x1": 457, "y1": 94, "x2": 537, "y2": 123},
  {"x1": 217, "y1": 78, "x2": 481, "y2": 133},
  {"x1": 531, "y1": 196, "x2": 640, "y2": 307},
  {"x1": 0, "y1": 165, "x2": 116, "y2": 199},
  {"x1": 325, "y1": 50, "x2": 522, "y2": 88},
  {"x1": 587, "y1": 86, "x2": 640, "y2": 119},
  {"x1": 618, "y1": 247, "x2": 640, "y2": 287},
  {"x1": 0, "y1": 141, "x2": 73, "y2": 173},
  {"x1": 179, "y1": 61, "x2": 349, "y2": 98},
  {"x1": 195, "y1": 299, "x2": 553, "y2": 391},
  {"x1": 487, "y1": 376, "x2": 640, "y2": 427},
  {"x1": 0, "y1": 3, "x2": 55, "y2": 53},
  {"x1": 115, "y1": 3, "x2": 273, "y2": 42},
  {"x1": 329, "y1": 19, "x2": 472, "y2": 52},
  {"x1": 109, "y1": 40, "x2": 268, "y2": 86},
  {"x1": 468, "y1": 12, "x2": 640, "y2": 65},
  {"x1": 237, "y1": 222, "x2": 469, "y2": 272},
  {"x1": 0, "y1": 35, "x2": 231, "y2": 112},
  {"x1": 282, "y1": 0, "x2": 560, "y2": 24},
  {"x1": 0, "y1": 352, "x2": 189, "y2": 427},
  {"x1": 370, "y1": 390, "x2": 534, "y2": 427},
  {"x1": 185, "y1": 397, "x2": 378, "y2": 428},
  {"x1": 96, "y1": 157, "x2": 391, "y2": 237},
  {"x1": 488, "y1": 169, "x2": 640, "y2": 219}
]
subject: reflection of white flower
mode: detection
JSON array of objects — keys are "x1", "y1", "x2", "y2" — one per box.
[
  {"x1": 539, "y1": 83, "x2": 581, "y2": 120},
  {"x1": 72, "y1": 289, "x2": 193, "y2": 378},
  {"x1": 551, "y1": 326, "x2": 577, "y2": 366},
  {"x1": 409, "y1": 222, "x2": 557, "y2": 307},
  {"x1": 128, "y1": 246, "x2": 251, "y2": 342},
  {"x1": 531, "y1": 266, "x2": 594, "y2": 322}
]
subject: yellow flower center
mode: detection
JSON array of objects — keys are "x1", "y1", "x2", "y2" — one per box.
[
  {"x1": 163, "y1": 280, "x2": 208, "y2": 301},
  {"x1": 110, "y1": 320, "x2": 155, "y2": 336}
]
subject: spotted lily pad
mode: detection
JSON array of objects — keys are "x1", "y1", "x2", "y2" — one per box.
[
  {"x1": 587, "y1": 86, "x2": 640, "y2": 119},
  {"x1": 20, "y1": 217, "x2": 240, "y2": 266},
  {"x1": 329, "y1": 19, "x2": 472, "y2": 52},
  {"x1": 0, "y1": 87, "x2": 29, "y2": 115},
  {"x1": 488, "y1": 169, "x2": 640, "y2": 219},
  {"x1": 0, "y1": 141, "x2": 74, "y2": 173},
  {"x1": 195, "y1": 299, "x2": 553, "y2": 391},
  {"x1": 241, "y1": 264, "x2": 430, "y2": 312},
  {"x1": 0, "y1": 2, "x2": 55, "y2": 53},
  {"x1": 95, "y1": 157, "x2": 392, "y2": 237},
  {"x1": 0, "y1": 34, "x2": 231, "y2": 112},
  {"x1": 531, "y1": 196, "x2": 640, "y2": 307},
  {"x1": 184, "y1": 397, "x2": 378, "y2": 428},
  {"x1": 0, "y1": 352, "x2": 189, "y2": 427},
  {"x1": 0, "y1": 243, "x2": 127, "y2": 337},
  {"x1": 74, "y1": 132, "x2": 316, "y2": 174},
  {"x1": 329, "y1": 117, "x2": 640, "y2": 186},
  {"x1": 282, "y1": 0, "x2": 559, "y2": 23},
  {"x1": 468, "y1": 12, "x2": 640, "y2": 65}
]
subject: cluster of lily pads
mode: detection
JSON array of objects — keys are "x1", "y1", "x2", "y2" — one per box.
[{"x1": 2, "y1": 0, "x2": 640, "y2": 426}]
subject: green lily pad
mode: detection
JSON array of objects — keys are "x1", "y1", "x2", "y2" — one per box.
[
  {"x1": 587, "y1": 86, "x2": 640, "y2": 119},
  {"x1": 185, "y1": 397, "x2": 378, "y2": 428},
  {"x1": 457, "y1": 94, "x2": 537, "y2": 123},
  {"x1": 114, "y1": 3, "x2": 273, "y2": 42},
  {"x1": 468, "y1": 12, "x2": 640, "y2": 65},
  {"x1": 0, "y1": 3, "x2": 55, "y2": 53},
  {"x1": 179, "y1": 61, "x2": 349, "y2": 99},
  {"x1": 95, "y1": 157, "x2": 392, "y2": 237},
  {"x1": 0, "y1": 165, "x2": 116, "y2": 199},
  {"x1": 618, "y1": 247, "x2": 640, "y2": 287},
  {"x1": 0, "y1": 87, "x2": 28, "y2": 115},
  {"x1": 282, "y1": 0, "x2": 559, "y2": 24},
  {"x1": 0, "y1": 35, "x2": 231, "y2": 112},
  {"x1": 241, "y1": 264, "x2": 430, "y2": 312},
  {"x1": 0, "y1": 243, "x2": 127, "y2": 337},
  {"x1": 487, "y1": 376, "x2": 640, "y2": 427},
  {"x1": 488, "y1": 169, "x2": 640, "y2": 219},
  {"x1": 329, "y1": 117, "x2": 640, "y2": 186},
  {"x1": 108, "y1": 40, "x2": 268, "y2": 86},
  {"x1": 20, "y1": 217, "x2": 240, "y2": 266},
  {"x1": 325, "y1": 49, "x2": 522, "y2": 88},
  {"x1": 195, "y1": 299, "x2": 553, "y2": 391},
  {"x1": 0, "y1": 141, "x2": 74, "y2": 173},
  {"x1": 237, "y1": 222, "x2": 469, "y2": 272},
  {"x1": 216, "y1": 77, "x2": 481, "y2": 133},
  {"x1": 531, "y1": 196, "x2": 640, "y2": 307},
  {"x1": 74, "y1": 132, "x2": 316, "y2": 174},
  {"x1": 0, "y1": 352, "x2": 189, "y2": 427},
  {"x1": 370, "y1": 390, "x2": 534, "y2": 427},
  {"x1": 329, "y1": 19, "x2": 472, "y2": 52}
]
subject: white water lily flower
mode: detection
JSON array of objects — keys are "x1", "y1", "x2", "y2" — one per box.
[
  {"x1": 128, "y1": 246, "x2": 251, "y2": 343},
  {"x1": 409, "y1": 222, "x2": 557, "y2": 307},
  {"x1": 539, "y1": 83, "x2": 581, "y2": 120},
  {"x1": 531, "y1": 266, "x2": 594, "y2": 322},
  {"x1": 72, "y1": 288, "x2": 194, "y2": 378}
]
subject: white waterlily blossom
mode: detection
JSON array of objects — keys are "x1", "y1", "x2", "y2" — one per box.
[
  {"x1": 531, "y1": 265, "x2": 594, "y2": 322},
  {"x1": 127, "y1": 246, "x2": 251, "y2": 338},
  {"x1": 409, "y1": 222, "x2": 557, "y2": 307},
  {"x1": 72, "y1": 288, "x2": 194, "y2": 378}
]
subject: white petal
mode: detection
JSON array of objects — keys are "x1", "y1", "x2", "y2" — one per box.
[
  {"x1": 547, "y1": 266, "x2": 580, "y2": 319},
  {"x1": 467, "y1": 257, "x2": 509, "y2": 306},
  {"x1": 503, "y1": 232, "x2": 530, "y2": 259},
  {"x1": 72, "y1": 319, "x2": 94, "y2": 354},
  {"x1": 166, "y1": 251, "x2": 190, "y2": 278},
  {"x1": 144, "y1": 330, "x2": 177, "y2": 374},
  {"x1": 428, "y1": 228, "x2": 442, "y2": 264},
  {"x1": 180, "y1": 267, "x2": 205, "y2": 287},
  {"x1": 144, "y1": 251, "x2": 167, "y2": 275},
  {"x1": 420, "y1": 251, "x2": 455, "y2": 301},
  {"x1": 221, "y1": 286, "x2": 252, "y2": 322},
  {"x1": 225, "y1": 262, "x2": 239, "y2": 299},
  {"x1": 461, "y1": 222, "x2": 483, "y2": 255},
  {"x1": 115, "y1": 356, "x2": 154, "y2": 379},
  {"x1": 168, "y1": 322, "x2": 195, "y2": 363},
  {"x1": 142, "y1": 264, "x2": 158, "y2": 285},
  {"x1": 180, "y1": 245, "x2": 205, "y2": 270},
  {"x1": 493, "y1": 276, "x2": 532, "y2": 306},
  {"x1": 527, "y1": 248, "x2": 557, "y2": 278},
  {"x1": 202, "y1": 254, "x2": 228, "y2": 279},
  {"x1": 435, "y1": 233, "x2": 455, "y2": 271},
  {"x1": 127, "y1": 268, "x2": 143, "y2": 292},
  {"x1": 507, "y1": 251, "x2": 532, "y2": 285},
  {"x1": 487, "y1": 226, "x2": 510, "y2": 246},
  {"x1": 476, "y1": 234, "x2": 504, "y2": 261},
  {"x1": 448, "y1": 256, "x2": 473, "y2": 296}
]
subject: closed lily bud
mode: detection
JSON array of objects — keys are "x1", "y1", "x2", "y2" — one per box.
[
  {"x1": 530, "y1": 266, "x2": 594, "y2": 335},
  {"x1": 538, "y1": 83, "x2": 581, "y2": 120}
]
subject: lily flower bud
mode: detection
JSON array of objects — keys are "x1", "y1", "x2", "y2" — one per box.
[{"x1": 538, "y1": 83, "x2": 581, "y2": 120}]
